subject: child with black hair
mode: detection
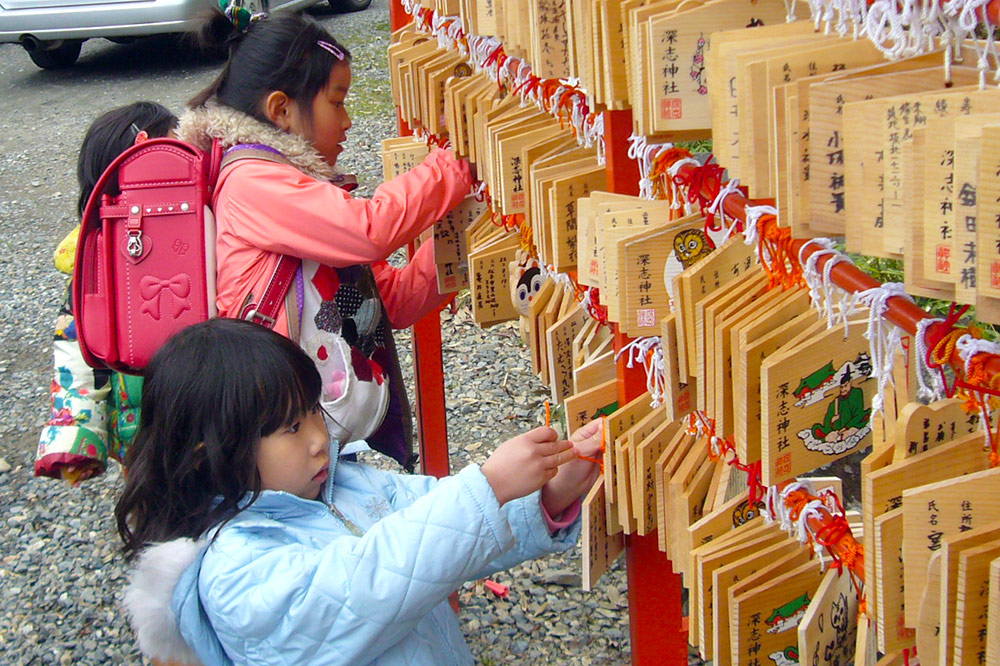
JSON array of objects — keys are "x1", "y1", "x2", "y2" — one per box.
[
  {"x1": 178, "y1": 9, "x2": 475, "y2": 470},
  {"x1": 37, "y1": 101, "x2": 178, "y2": 483},
  {"x1": 117, "y1": 318, "x2": 603, "y2": 665}
]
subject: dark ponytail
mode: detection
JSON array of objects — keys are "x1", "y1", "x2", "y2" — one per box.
[{"x1": 189, "y1": 12, "x2": 352, "y2": 126}]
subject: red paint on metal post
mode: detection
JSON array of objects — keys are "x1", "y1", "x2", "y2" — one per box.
[{"x1": 605, "y1": 110, "x2": 687, "y2": 666}]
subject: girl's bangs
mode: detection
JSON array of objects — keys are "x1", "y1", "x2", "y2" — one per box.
[{"x1": 256, "y1": 344, "x2": 322, "y2": 436}]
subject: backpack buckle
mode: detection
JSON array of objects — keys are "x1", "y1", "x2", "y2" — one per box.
[{"x1": 126, "y1": 230, "x2": 144, "y2": 257}]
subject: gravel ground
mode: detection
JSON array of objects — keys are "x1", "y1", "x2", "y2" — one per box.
[{"x1": 0, "y1": 2, "x2": 656, "y2": 663}]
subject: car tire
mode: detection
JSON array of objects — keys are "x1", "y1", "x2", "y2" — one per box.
[
  {"x1": 27, "y1": 41, "x2": 82, "y2": 69},
  {"x1": 328, "y1": 0, "x2": 371, "y2": 12}
]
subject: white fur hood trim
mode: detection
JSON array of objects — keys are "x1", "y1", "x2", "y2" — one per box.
[
  {"x1": 124, "y1": 538, "x2": 205, "y2": 665},
  {"x1": 177, "y1": 103, "x2": 337, "y2": 182}
]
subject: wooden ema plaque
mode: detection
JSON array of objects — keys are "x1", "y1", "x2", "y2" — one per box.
[
  {"x1": 901, "y1": 466, "x2": 1000, "y2": 627},
  {"x1": 892, "y1": 397, "x2": 981, "y2": 462},
  {"x1": 582, "y1": 474, "x2": 624, "y2": 591},
  {"x1": 646, "y1": 0, "x2": 800, "y2": 136},
  {"x1": 917, "y1": 551, "x2": 943, "y2": 666},
  {"x1": 563, "y1": 378, "x2": 618, "y2": 434},
  {"x1": 695, "y1": 523, "x2": 787, "y2": 661},
  {"x1": 761, "y1": 316, "x2": 875, "y2": 486},
  {"x1": 952, "y1": 536, "x2": 1000, "y2": 663},
  {"x1": 797, "y1": 566, "x2": 860, "y2": 666},
  {"x1": 874, "y1": 507, "x2": 914, "y2": 654},
  {"x1": 602, "y1": 391, "x2": 654, "y2": 533},
  {"x1": 987, "y1": 557, "x2": 1000, "y2": 666},
  {"x1": 633, "y1": 416, "x2": 682, "y2": 536},
  {"x1": 716, "y1": 537, "x2": 806, "y2": 664},
  {"x1": 732, "y1": 558, "x2": 824, "y2": 666},
  {"x1": 660, "y1": 312, "x2": 696, "y2": 422},
  {"x1": 655, "y1": 427, "x2": 697, "y2": 552},
  {"x1": 937, "y1": 521, "x2": 1000, "y2": 664}
]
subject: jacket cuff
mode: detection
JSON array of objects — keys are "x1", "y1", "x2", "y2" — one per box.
[
  {"x1": 455, "y1": 464, "x2": 515, "y2": 553},
  {"x1": 541, "y1": 498, "x2": 582, "y2": 534}
]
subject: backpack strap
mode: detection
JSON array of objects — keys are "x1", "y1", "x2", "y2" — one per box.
[{"x1": 220, "y1": 144, "x2": 302, "y2": 330}]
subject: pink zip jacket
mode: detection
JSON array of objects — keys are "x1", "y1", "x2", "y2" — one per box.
[
  {"x1": 213, "y1": 150, "x2": 472, "y2": 336},
  {"x1": 176, "y1": 103, "x2": 474, "y2": 337}
]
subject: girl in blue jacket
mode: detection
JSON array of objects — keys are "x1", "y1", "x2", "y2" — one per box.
[{"x1": 115, "y1": 318, "x2": 602, "y2": 665}]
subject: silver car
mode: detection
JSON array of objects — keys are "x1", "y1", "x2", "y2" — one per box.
[{"x1": 0, "y1": 0, "x2": 369, "y2": 70}]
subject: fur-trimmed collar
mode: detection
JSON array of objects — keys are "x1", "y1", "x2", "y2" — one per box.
[
  {"x1": 177, "y1": 103, "x2": 337, "y2": 182},
  {"x1": 124, "y1": 538, "x2": 208, "y2": 665}
]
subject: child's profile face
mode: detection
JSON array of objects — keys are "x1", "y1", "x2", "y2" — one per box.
[
  {"x1": 257, "y1": 404, "x2": 330, "y2": 500},
  {"x1": 306, "y1": 62, "x2": 353, "y2": 169}
]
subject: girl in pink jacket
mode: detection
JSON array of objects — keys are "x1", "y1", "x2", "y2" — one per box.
[{"x1": 177, "y1": 12, "x2": 474, "y2": 470}]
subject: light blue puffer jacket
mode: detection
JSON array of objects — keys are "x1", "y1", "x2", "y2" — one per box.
[{"x1": 125, "y1": 454, "x2": 581, "y2": 666}]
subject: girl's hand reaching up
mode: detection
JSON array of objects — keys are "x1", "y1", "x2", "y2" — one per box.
[
  {"x1": 540, "y1": 419, "x2": 604, "y2": 518},
  {"x1": 481, "y1": 427, "x2": 577, "y2": 506}
]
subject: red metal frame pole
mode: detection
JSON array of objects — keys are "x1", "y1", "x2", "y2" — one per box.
[
  {"x1": 605, "y1": 109, "x2": 688, "y2": 666},
  {"x1": 389, "y1": 0, "x2": 451, "y2": 481}
]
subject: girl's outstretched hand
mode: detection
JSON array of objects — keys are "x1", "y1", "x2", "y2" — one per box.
[
  {"x1": 540, "y1": 418, "x2": 604, "y2": 519},
  {"x1": 481, "y1": 427, "x2": 576, "y2": 506}
]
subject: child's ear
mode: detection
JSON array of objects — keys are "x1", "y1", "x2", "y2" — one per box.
[
  {"x1": 264, "y1": 91, "x2": 296, "y2": 131},
  {"x1": 133, "y1": 130, "x2": 149, "y2": 145}
]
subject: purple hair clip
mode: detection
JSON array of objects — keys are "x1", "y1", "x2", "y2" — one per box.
[{"x1": 316, "y1": 40, "x2": 346, "y2": 60}]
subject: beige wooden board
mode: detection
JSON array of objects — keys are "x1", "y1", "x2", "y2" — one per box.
[
  {"x1": 469, "y1": 234, "x2": 520, "y2": 326},
  {"x1": 546, "y1": 301, "x2": 589, "y2": 403},
  {"x1": 677, "y1": 236, "x2": 760, "y2": 408},
  {"x1": 686, "y1": 489, "x2": 766, "y2": 586},
  {"x1": 938, "y1": 521, "x2": 1000, "y2": 664},
  {"x1": 917, "y1": 551, "x2": 944, "y2": 666},
  {"x1": 761, "y1": 316, "x2": 875, "y2": 486},
  {"x1": 856, "y1": 615, "x2": 879, "y2": 666},
  {"x1": 696, "y1": 522, "x2": 786, "y2": 661},
  {"x1": 730, "y1": 286, "x2": 811, "y2": 442},
  {"x1": 893, "y1": 397, "x2": 982, "y2": 462},
  {"x1": 573, "y1": 348, "x2": 617, "y2": 395},
  {"x1": 979, "y1": 126, "x2": 1000, "y2": 307},
  {"x1": 433, "y1": 197, "x2": 486, "y2": 267},
  {"x1": 744, "y1": 37, "x2": 886, "y2": 199},
  {"x1": 660, "y1": 312, "x2": 696, "y2": 422},
  {"x1": 732, "y1": 558, "x2": 823, "y2": 666},
  {"x1": 621, "y1": 224, "x2": 676, "y2": 337},
  {"x1": 529, "y1": 153, "x2": 600, "y2": 264},
  {"x1": 547, "y1": 163, "x2": 607, "y2": 272},
  {"x1": 736, "y1": 304, "x2": 821, "y2": 461},
  {"x1": 578, "y1": 197, "x2": 671, "y2": 288},
  {"x1": 716, "y1": 537, "x2": 805, "y2": 664},
  {"x1": 603, "y1": 391, "x2": 654, "y2": 532},
  {"x1": 883, "y1": 86, "x2": 1000, "y2": 259},
  {"x1": 707, "y1": 20, "x2": 821, "y2": 180},
  {"x1": 646, "y1": 0, "x2": 803, "y2": 136},
  {"x1": 987, "y1": 557, "x2": 1000, "y2": 666},
  {"x1": 537, "y1": 282, "x2": 565, "y2": 386},
  {"x1": 614, "y1": 437, "x2": 636, "y2": 532},
  {"x1": 563, "y1": 378, "x2": 618, "y2": 435},
  {"x1": 493, "y1": 121, "x2": 562, "y2": 214},
  {"x1": 902, "y1": 466, "x2": 1000, "y2": 625},
  {"x1": 526, "y1": 278, "x2": 557, "y2": 377},
  {"x1": 381, "y1": 136, "x2": 430, "y2": 179},
  {"x1": 810, "y1": 65, "x2": 963, "y2": 238},
  {"x1": 665, "y1": 434, "x2": 710, "y2": 568},
  {"x1": 655, "y1": 428, "x2": 696, "y2": 552},
  {"x1": 582, "y1": 475, "x2": 625, "y2": 591},
  {"x1": 619, "y1": 405, "x2": 668, "y2": 534},
  {"x1": 528, "y1": 0, "x2": 569, "y2": 79},
  {"x1": 951, "y1": 116, "x2": 1000, "y2": 307},
  {"x1": 797, "y1": 566, "x2": 859, "y2": 666},
  {"x1": 625, "y1": 0, "x2": 680, "y2": 136},
  {"x1": 861, "y1": 438, "x2": 896, "y2": 620},
  {"x1": 953, "y1": 539, "x2": 1000, "y2": 664},
  {"x1": 874, "y1": 508, "x2": 916, "y2": 654},
  {"x1": 634, "y1": 416, "x2": 684, "y2": 535},
  {"x1": 598, "y1": 210, "x2": 681, "y2": 323},
  {"x1": 697, "y1": 267, "x2": 767, "y2": 416}
]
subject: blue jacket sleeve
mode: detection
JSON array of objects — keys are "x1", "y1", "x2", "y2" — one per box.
[
  {"x1": 365, "y1": 464, "x2": 582, "y2": 579},
  {"x1": 198, "y1": 465, "x2": 513, "y2": 663}
]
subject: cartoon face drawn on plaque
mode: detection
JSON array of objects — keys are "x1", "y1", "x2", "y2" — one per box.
[
  {"x1": 793, "y1": 352, "x2": 874, "y2": 456},
  {"x1": 513, "y1": 258, "x2": 543, "y2": 316},
  {"x1": 732, "y1": 498, "x2": 765, "y2": 526},
  {"x1": 672, "y1": 228, "x2": 712, "y2": 269}
]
